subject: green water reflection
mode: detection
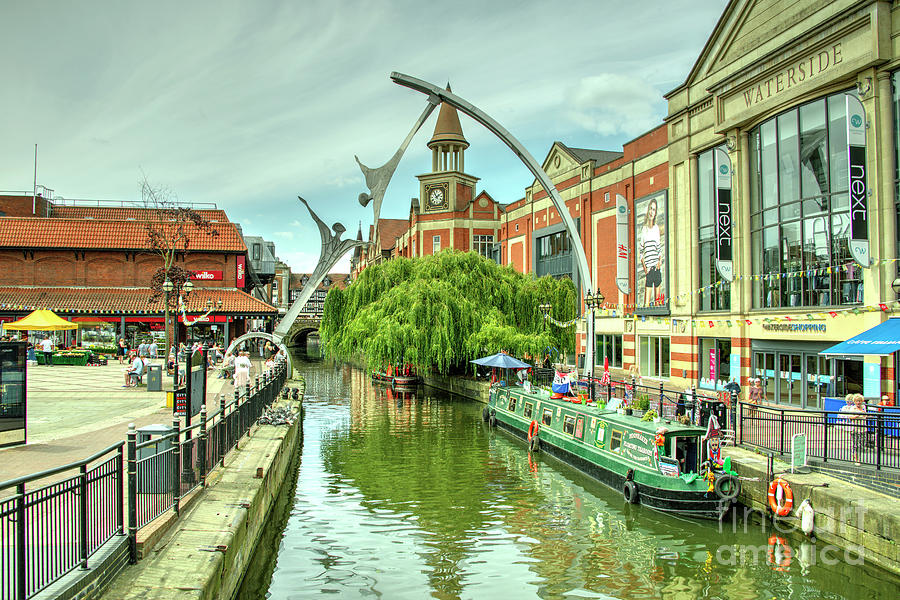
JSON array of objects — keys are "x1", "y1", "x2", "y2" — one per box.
[{"x1": 256, "y1": 356, "x2": 897, "y2": 599}]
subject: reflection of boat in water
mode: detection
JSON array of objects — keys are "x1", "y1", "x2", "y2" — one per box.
[
  {"x1": 486, "y1": 386, "x2": 738, "y2": 520},
  {"x1": 372, "y1": 370, "x2": 421, "y2": 388}
]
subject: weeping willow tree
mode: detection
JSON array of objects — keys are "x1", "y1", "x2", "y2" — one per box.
[{"x1": 319, "y1": 251, "x2": 576, "y2": 373}]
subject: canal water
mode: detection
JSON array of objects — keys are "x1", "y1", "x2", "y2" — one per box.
[{"x1": 243, "y1": 352, "x2": 898, "y2": 599}]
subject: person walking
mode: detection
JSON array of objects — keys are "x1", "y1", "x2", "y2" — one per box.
[
  {"x1": 117, "y1": 338, "x2": 127, "y2": 365},
  {"x1": 847, "y1": 393, "x2": 868, "y2": 465},
  {"x1": 148, "y1": 340, "x2": 158, "y2": 363},
  {"x1": 40, "y1": 336, "x2": 54, "y2": 366},
  {"x1": 233, "y1": 351, "x2": 252, "y2": 391}
]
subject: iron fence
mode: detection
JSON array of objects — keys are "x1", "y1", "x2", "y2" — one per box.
[
  {"x1": 738, "y1": 402, "x2": 900, "y2": 470},
  {"x1": 0, "y1": 443, "x2": 124, "y2": 600},
  {"x1": 2, "y1": 358, "x2": 289, "y2": 600}
]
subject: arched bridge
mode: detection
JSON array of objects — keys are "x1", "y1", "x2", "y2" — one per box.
[{"x1": 281, "y1": 315, "x2": 321, "y2": 348}]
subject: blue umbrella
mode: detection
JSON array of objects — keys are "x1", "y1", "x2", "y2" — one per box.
[{"x1": 470, "y1": 352, "x2": 531, "y2": 369}]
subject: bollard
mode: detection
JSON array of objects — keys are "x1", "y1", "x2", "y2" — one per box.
[
  {"x1": 127, "y1": 423, "x2": 137, "y2": 563},
  {"x1": 658, "y1": 381, "x2": 664, "y2": 416},
  {"x1": 691, "y1": 386, "x2": 698, "y2": 425},
  {"x1": 234, "y1": 387, "x2": 242, "y2": 449},
  {"x1": 199, "y1": 405, "x2": 207, "y2": 486},
  {"x1": 172, "y1": 415, "x2": 181, "y2": 516},
  {"x1": 730, "y1": 390, "x2": 738, "y2": 433}
]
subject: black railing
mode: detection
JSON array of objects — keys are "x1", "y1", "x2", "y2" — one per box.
[
  {"x1": 739, "y1": 402, "x2": 900, "y2": 470},
  {"x1": 2, "y1": 357, "x2": 289, "y2": 600},
  {"x1": 0, "y1": 443, "x2": 124, "y2": 600}
]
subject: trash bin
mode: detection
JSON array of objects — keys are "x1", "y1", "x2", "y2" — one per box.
[
  {"x1": 147, "y1": 364, "x2": 162, "y2": 392},
  {"x1": 136, "y1": 424, "x2": 174, "y2": 494}
]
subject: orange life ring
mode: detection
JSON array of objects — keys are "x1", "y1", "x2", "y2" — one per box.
[
  {"x1": 528, "y1": 420, "x2": 540, "y2": 441},
  {"x1": 766, "y1": 535, "x2": 793, "y2": 571},
  {"x1": 767, "y1": 478, "x2": 793, "y2": 517}
]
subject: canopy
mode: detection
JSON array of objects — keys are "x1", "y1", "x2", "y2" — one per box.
[
  {"x1": 820, "y1": 318, "x2": 900, "y2": 356},
  {"x1": 2, "y1": 309, "x2": 77, "y2": 331},
  {"x1": 470, "y1": 352, "x2": 531, "y2": 369}
]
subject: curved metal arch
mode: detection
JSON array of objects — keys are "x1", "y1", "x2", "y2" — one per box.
[
  {"x1": 224, "y1": 331, "x2": 294, "y2": 379},
  {"x1": 390, "y1": 73, "x2": 596, "y2": 374}
]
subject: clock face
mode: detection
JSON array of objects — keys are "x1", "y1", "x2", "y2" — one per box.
[{"x1": 428, "y1": 186, "x2": 444, "y2": 207}]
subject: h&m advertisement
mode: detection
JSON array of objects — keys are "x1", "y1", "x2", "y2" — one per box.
[{"x1": 634, "y1": 190, "x2": 668, "y2": 312}]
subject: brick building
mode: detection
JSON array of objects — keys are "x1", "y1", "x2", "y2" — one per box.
[{"x1": 0, "y1": 194, "x2": 276, "y2": 349}]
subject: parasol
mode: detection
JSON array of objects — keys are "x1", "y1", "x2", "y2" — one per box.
[{"x1": 3, "y1": 309, "x2": 77, "y2": 331}]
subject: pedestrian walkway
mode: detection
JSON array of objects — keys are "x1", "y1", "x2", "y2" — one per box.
[{"x1": 0, "y1": 359, "x2": 261, "y2": 486}]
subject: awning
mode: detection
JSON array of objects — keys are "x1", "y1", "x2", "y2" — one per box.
[{"x1": 820, "y1": 318, "x2": 900, "y2": 356}]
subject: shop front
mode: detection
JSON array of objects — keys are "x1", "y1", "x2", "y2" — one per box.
[
  {"x1": 752, "y1": 339, "x2": 839, "y2": 409},
  {"x1": 821, "y1": 317, "x2": 900, "y2": 408}
]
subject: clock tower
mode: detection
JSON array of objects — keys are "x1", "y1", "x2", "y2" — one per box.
[{"x1": 417, "y1": 85, "x2": 479, "y2": 215}]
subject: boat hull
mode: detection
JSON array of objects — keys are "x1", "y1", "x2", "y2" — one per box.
[{"x1": 487, "y1": 389, "x2": 731, "y2": 520}]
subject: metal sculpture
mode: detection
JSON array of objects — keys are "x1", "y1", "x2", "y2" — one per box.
[
  {"x1": 356, "y1": 98, "x2": 440, "y2": 238},
  {"x1": 390, "y1": 73, "x2": 598, "y2": 375},
  {"x1": 224, "y1": 197, "x2": 369, "y2": 376}
]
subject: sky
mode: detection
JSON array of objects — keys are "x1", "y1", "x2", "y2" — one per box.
[{"x1": 0, "y1": 0, "x2": 727, "y2": 274}]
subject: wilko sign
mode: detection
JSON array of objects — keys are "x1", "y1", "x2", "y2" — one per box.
[
  {"x1": 190, "y1": 270, "x2": 223, "y2": 281},
  {"x1": 615, "y1": 194, "x2": 630, "y2": 294},
  {"x1": 236, "y1": 255, "x2": 246, "y2": 287}
]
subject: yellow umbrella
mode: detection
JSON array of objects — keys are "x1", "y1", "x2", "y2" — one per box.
[{"x1": 3, "y1": 309, "x2": 77, "y2": 331}]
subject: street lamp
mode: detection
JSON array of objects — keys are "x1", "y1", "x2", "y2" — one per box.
[
  {"x1": 892, "y1": 276, "x2": 900, "y2": 298},
  {"x1": 539, "y1": 303, "x2": 552, "y2": 329}
]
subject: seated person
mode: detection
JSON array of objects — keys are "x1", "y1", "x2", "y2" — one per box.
[
  {"x1": 219, "y1": 353, "x2": 235, "y2": 379},
  {"x1": 123, "y1": 351, "x2": 145, "y2": 387}
]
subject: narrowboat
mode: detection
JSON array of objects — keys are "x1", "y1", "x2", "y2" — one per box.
[
  {"x1": 371, "y1": 370, "x2": 421, "y2": 388},
  {"x1": 484, "y1": 386, "x2": 739, "y2": 520}
]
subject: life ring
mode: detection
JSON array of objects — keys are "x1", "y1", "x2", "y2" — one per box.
[
  {"x1": 767, "y1": 478, "x2": 793, "y2": 517},
  {"x1": 528, "y1": 420, "x2": 540, "y2": 441},
  {"x1": 714, "y1": 475, "x2": 741, "y2": 502},
  {"x1": 766, "y1": 535, "x2": 793, "y2": 571},
  {"x1": 623, "y1": 480, "x2": 639, "y2": 504},
  {"x1": 529, "y1": 435, "x2": 540, "y2": 453}
]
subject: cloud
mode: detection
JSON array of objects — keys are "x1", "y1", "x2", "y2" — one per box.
[
  {"x1": 273, "y1": 231, "x2": 294, "y2": 239},
  {"x1": 565, "y1": 74, "x2": 665, "y2": 137}
]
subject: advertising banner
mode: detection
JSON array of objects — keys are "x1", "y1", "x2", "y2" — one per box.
[
  {"x1": 191, "y1": 270, "x2": 223, "y2": 281},
  {"x1": 846, "y1": 94, "x2": 869, "y2": 267},
  {"x1": 236, "y1": 255, "x2": 246, "y2": 287},
  {"x1": 634, "y1": 190, "x2": 668, "y2": 312},
  {"x1": 615, "y1": 194, "x2": 629, "y2": 294},
  {"x1": 714, "y1": 148, "x2": 734, "y2": 282}
]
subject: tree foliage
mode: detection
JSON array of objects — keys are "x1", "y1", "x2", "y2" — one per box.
[{"x1": 320, "y1": 251, "x2": 576, "y2": 373}]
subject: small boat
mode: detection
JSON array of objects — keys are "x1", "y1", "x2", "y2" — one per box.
[
  {"x1": 484, "y1": 386, "x2": 739, "y2": 520},
  {"x1": 371, "y1": 370, "x2": 421, "y2": 388}
]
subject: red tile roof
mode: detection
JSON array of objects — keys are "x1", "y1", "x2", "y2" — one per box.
[
  {"x1": 0, "y1": 217, "x2": 246, "y2": 252},
  {"x1": 377, "y1": 219, "x2": 408, "y2": 251},
  {"x1": 51, "y1": 206, "x2": 230, "y2": 222},
  {"x1": 0, "y1": 287, "x2": 276, "y2": 314}
]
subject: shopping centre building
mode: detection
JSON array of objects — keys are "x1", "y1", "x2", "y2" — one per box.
[
  {"x1": 0, "y1": 194, "x2": 277, "y2": 349},
  {"x1": 353, "y1": 0, "x2": 900, "y2": 408}
]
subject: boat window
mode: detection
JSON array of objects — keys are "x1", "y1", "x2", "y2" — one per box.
[
  {"x1": 674, "y1": 436, "x2": 700, "y2": 474},
  {"x1": 610, "y1": 430, "x2": 623, "y2": 453},
  {"x1": 507, "y1": 396, "x2": 517, "y2": 412},
  {"x1": 524, "y1": 403, "x2": 533, "y2": 419},
  {"x1": 563, "y1": 415, "x2": 575, "y2": 435},
  {"x1": 575, "y1": 416, "x2": 585, "y2": 440},
  {"x1": 542, "y1": 408, "x2": 553, "y2": 426}
]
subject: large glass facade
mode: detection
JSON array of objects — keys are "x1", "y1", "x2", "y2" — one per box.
[
  {"x1": 697, "y1": 146, "x2": 731, "y2": 311},
  {"x1": 536, "y1": 227, "x2": 575, "y2": 279},
  {"x1": 639, "y1": 335, "x2": 670, "y2": 378},
  {"x1": 595, "y1": 334, "x2": 622, "y2": 368},
  {"x1": 699, "y1": 337, "x2": 731, "y2": 385},
  {"x1": 749, "y1": 90, "x2": 862, "y2": 308}
]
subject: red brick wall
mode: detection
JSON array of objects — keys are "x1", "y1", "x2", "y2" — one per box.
[
  {"x1": 0, "y1": 249, "x2": 238, "y2": 287},
  {"x1": 0, "y1": 195, "x2": 51, "y2": 217},
  {"x1": 456, "y1": 183, "x2": 473, "y2": 210}
]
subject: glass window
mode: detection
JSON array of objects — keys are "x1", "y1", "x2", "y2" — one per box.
[
  {"x1": 749, "y1": 89, "x2": 861, "y2": 308},
  {"x1": 507, "y1": 397, "x2": 517, "y2": 412},
  {"x1": 473, "y1": 234, "x2": 494, "y2": 258},
  {"x1": 698, "y1": 338, "x2": 731, "y2": 385},
  {"x1": 639, "y1": 335, "x2": 670, "y2": 378},
  {"x1": 610, "y1": 430, "x2": 623, "y2": 453},
  {"x1": 595, "y1": 334, "x2": 622, "y2": 367},
  {"x1": 542, "y1": 408, "x2": 553, "y2": 426},
  {"x1": 432, "y1": 235, "x2": 440, "y2": 254},
  {"x1": 563, "y1": 415, "x2": 576, "y2": 435},
  {"x1": 696, "y1": 146, "x2": 731, "y2": 311},
  {"x1": 524, "y1": 403, "x2": 533, "y2": 419}
]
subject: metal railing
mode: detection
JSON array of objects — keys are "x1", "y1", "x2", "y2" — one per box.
[
  {"x1": 2, "y1": 358, "x2": 288, "y2": 600},
  {"x1": 0, "y1": 443, "x2": 124, "y2": 600},
  {"x1": 739, "y1": 402, "x2": 900, "y2": 470}
]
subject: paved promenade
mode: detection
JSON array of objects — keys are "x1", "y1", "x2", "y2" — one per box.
[{"x1": 0, "y1": 360, "x2": 259, "y2": 485}]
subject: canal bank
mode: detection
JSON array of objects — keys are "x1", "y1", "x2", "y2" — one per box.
[
  {"x1": 725, "y1": 446, "x2": 900, "y2": 577},
  {"x1": 100, "y1": 383, "x2": 305, "y2": 600}
]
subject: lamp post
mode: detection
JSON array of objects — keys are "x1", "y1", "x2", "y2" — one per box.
[
  {"x1": 583, "y1": 289, "x2": 604, "y2": 389},
  {"x1": 539, "y1": 303, "x2": 552, "y2": 330},
  {"x1": 892, "y1": 276, "x2": 900, "y2": 299},
  {"x1": 162, "y1": 279, "x2": 176, "y2": 387}
]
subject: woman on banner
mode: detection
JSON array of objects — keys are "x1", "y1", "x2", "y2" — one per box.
[{"x1": 639, "y1": 197, "x2": 662, "y2": 306}]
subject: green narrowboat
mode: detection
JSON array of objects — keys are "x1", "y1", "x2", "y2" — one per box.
[{"x1": 484, "y1": 385, "x2": 739, "y2": 520}]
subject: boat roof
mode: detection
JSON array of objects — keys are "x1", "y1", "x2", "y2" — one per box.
[{"x1": 503, "y1": 387, "x2": 707, "y2": 435}]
